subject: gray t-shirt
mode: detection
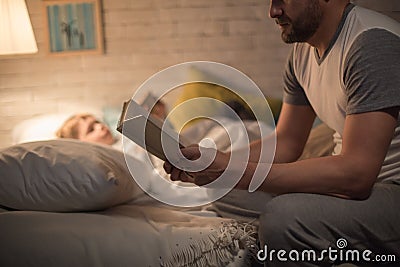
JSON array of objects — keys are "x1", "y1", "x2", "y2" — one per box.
[{"x1": 283, "y1": 4, "x2": 400, "y2": 182}]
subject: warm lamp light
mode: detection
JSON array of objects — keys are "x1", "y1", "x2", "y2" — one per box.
[{"x1": 0, "y1": 0, "x2": 38, "y2": 55}]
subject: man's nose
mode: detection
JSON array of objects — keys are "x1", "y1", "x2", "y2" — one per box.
[{"x1": 269, "y1": 0, "x2": 283, "y2": 18}]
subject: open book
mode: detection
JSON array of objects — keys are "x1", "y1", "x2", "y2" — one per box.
[{"x1": 117, "y1": 99, "x2": 190, "y2": 162}]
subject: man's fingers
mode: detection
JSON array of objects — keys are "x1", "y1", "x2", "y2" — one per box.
[
  {"x1": 180, "y1": 145, "x2": 201, "y2": 160},
  {"x1": 180, "y1": 172, "x2": 194, "y2": 183},
  {"x1": 170, "y1": 167, "x2": 182, "y2": 181},
  {"x1": 164, "y1": 145, "x2": 200, "y2": 173},
  {"x1": 193, "y1": 173, "x2": 216, "y2": 186},
  {"x1": 163, "y1": 161, "x2": 172, "y2": 174},
  {"x1": 169, "y1": 168, "x2": 195, "y2": 183},
  {"x1": 165, "y1": 145, "x2": 213, "y2": 183}
]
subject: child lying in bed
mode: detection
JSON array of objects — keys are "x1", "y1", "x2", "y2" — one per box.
[
  {"x1": 55, "y1": 113, "x2": 152, "y2": 163},
  {"x1": 56, "y1": 113, "x2": 116, "y2": 145},
  {"x1": 56, "y1": 98, "x2": 168, "y2": 144}
]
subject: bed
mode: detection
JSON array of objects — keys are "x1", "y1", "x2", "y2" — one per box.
[{"x1": 0, "y1": 110, "x2": 277, "y2": 267}]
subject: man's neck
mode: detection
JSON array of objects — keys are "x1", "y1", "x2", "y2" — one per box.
[{"x1": 307, "y1": 2, "x2": 349, "y2": 57}]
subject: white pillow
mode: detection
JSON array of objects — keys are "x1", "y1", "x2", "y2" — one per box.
[
  {"x1": 0, "y1": 139, "x2": 145, "y2": 212},
  {"x1": 12, "y1": 113, "x2": 73, "y2": 144}
]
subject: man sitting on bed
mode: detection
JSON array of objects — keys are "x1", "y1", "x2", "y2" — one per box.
[{"x1": 164, "y1": 0, "x2": 400, "y2": 266}]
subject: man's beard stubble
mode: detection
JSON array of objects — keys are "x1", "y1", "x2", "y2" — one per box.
[{"x1": 277, "y1": 0, "x2": 323, "y2": 43}]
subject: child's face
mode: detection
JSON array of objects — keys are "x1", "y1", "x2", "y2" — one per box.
[{"x1": 76, "y1": 116, "x2": 115, "y2": 145}]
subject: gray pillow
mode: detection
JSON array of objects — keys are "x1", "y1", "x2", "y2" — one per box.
[{"x1": 0, "y1": 139, "x2": 144, "y2": 212}]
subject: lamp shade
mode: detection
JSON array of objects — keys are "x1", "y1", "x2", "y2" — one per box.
[{"x1": 0, "y1": 0, "x2": 38, "y2": 55}]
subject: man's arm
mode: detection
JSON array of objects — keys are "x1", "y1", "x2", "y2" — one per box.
[
  {"x1": 240, "y1": 107, "x2": 398, "y2": 199},
  {"x1": 165, "y1": 102, "x2": 315, "y2": 188},
  {"x1": 246, "y1": 103, "x2": 316, "y2": 163},
  {"x1": 165, "y1": 105, "x2": 397, "y2": 200}
]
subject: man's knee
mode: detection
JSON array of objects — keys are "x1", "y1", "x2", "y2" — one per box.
[
  {"x1": 259, "y1": 193, "x2": 328, "y2": 249},
  {"x1": 260, "y1": 194, "x2": 302, "y2": 245}
]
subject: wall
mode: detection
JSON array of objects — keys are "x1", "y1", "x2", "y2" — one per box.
[
  {"x1": 0, "y1": 0, "x2": 399, "y2": 148},
  {"x1": 353, "y1": 0, "x2": 400, "y2": 20},
  {"x1": 0, "y1": 0, "x2": 290, "y2": 148}
]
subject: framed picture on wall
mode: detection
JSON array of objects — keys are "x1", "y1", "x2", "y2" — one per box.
[{"x1": 43, "y1": 0, "x2": 103, "y2": 55}]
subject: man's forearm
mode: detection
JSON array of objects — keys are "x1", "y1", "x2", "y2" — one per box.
[
  {"x1": 236, "y1": 155, "x2": 376, "y2": 200},
  {"x1": 234, "y1": 132, "x2": 305, "y2": 163}
]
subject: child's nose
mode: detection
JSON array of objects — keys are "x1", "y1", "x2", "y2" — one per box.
[{"x1": 94, "y1": 123, "x2": 105, "y2": 131}]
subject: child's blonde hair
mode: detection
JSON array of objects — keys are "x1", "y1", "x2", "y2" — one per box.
[{"x1": 56, "y1": 113, "x2": 93, "y2": 139}]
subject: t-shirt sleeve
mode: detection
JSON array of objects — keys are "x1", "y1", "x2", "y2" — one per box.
[
  {"x1": 344, "y1": 28, "x2": 400, "y2": 115},
  {"x1": 283, "y1": 47, "x2": 311, "y2": 106}
]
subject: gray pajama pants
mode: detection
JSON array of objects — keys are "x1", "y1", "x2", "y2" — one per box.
[
  {"x1": 258, "y1": 182, "x2": 400, "y2": 267},
  {"x1": 209, "y1": 182, "x2": 400, "y2": 266}
]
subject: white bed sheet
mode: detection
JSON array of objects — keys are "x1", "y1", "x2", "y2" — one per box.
[{"x1": 0, "y1": 200, "x2": 257, "y2": 267}]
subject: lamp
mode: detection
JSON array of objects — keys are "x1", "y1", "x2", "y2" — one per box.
[{"x1": 0, "y1": 0, "x2": 38, "y2": 55}]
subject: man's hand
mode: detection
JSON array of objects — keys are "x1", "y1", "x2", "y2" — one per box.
[{"x1": 163, "y1": 145, "x2": 230, "y2": 186}]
